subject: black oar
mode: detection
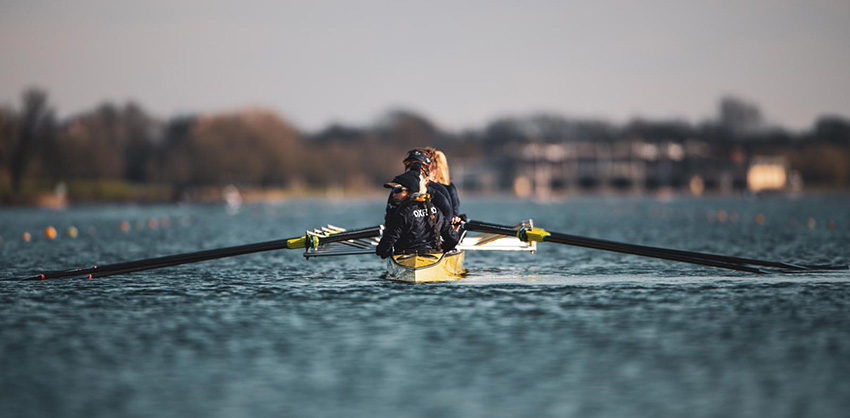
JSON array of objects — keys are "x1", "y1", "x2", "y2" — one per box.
[
  {"x1": 10, "y1": 226, "x2": 383, "y2": 281},
  {"x1": 466, "y1": 221, "x2": 762, "y2": 273},
  {"x1": 548, "y1": 232, "x2": 844, "y2": 271},
  {"x1": 466, "y1": 220, "x2": 846, "y2": 273}
]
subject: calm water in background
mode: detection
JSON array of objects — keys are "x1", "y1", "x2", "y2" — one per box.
[{"x1": 1, "y1": 195, "x2": 849, "y2": 418}]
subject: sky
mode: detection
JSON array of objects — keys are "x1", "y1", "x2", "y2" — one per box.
[{"x1": 1, "y1": 0, "x2": 849, "y2": 132}]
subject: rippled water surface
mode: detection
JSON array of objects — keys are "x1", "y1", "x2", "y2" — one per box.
[{"x1": 2, "y1": 196, "x2": 849, "y2": 418}]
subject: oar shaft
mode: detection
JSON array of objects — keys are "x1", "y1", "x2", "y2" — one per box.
[
  {"x1": 543, "y1": 231, "x2": 764, "y2": 273},
  {"x1": 553, "y1": 232, "x2": 798, "y2": 270},
  {"x1": 19, "y1": 225, "x2": 383, "y2": 281},
  {"x1": 88, "y1": 226, "x2": 384, "y2": 279},
  {"x1": 470, "y1": 221, "x2": 848, "y2": 271},
  {"x1": 545, "y1": 231, "x2": 846, "y2": 270},
  {"x1": 23, "y1": 239, "x2": 289, "y2": 281},
  {"x1": 465, "y1": 221, "x2": 764, "y2": 274}
]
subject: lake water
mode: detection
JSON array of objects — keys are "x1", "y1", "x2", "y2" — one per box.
[{"x1": 1, "y1": 195, "x2": 849, "y2": 418}]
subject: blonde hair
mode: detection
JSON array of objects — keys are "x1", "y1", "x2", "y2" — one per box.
[
  {"x1": 404, "y1": 147, "x2": 450, "y2": 185},
  {"x1": 431, "y1": 150, "x2": 451, "y2": 185}
]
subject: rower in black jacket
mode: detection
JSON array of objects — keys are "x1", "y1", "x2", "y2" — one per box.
[
  {"x1": 405, "y1": 150, "x2": 458, "y2": 217},
  {"x1": 376, "y1": 171, "x2": 461, "y2": 259},
  {"x1": 384, "y1": 150, "x2": 454, "y2": 224},
  {"x1": 430, "y1": 149, "x2": 461, "y2": 220}
]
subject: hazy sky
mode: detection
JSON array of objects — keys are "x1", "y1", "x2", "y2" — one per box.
[{"x1": 2, "y1": 0, "x2": 849, "y2": 132}]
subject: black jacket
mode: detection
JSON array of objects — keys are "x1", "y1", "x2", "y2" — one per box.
[
  {"x1": 384, "y1": 183, "x2": 453, "y2": 225},
  {"x1": 427, "y1": 182, "x2": 455, "y2": 218},
  {"x1": 445, "y1": 182, "x2": 460, "y2": 218},
  {"x1": 376, "y1": 196, "x2": 460, "y2": 259}
]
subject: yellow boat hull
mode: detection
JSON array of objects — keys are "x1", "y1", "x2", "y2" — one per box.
[{"x1": 386, "y1": 251, "x2": 466, "y2": 283}]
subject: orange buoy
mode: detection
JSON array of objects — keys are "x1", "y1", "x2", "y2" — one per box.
[
  {"x1": 68, "y1": 226, "x2": 79, "y2": 238},
  {"x1": 45, "y1": 226, "x2": 58, "y2": 240},
  {"x1": 22, "y1": 232, "x2": 32, "y2": 242},
  {"x1": 755, "y1": 214, "x2": 765, "y2": 225},
  {"x1": 806, "y1": 218, "x2": 817, "y2": 229},
  {"x1": 120, "y1": 221, "x2": 131, "y2": 232}
]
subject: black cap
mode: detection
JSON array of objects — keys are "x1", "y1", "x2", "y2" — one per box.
[
  {"x1": 404, "y1": 150, "x2": 431, "y2": 165},
  {"x1": 383, "y1": 170, "x2": 420, "y2": 192}
]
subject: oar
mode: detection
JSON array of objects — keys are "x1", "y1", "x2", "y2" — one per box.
[
  {"x1": 466, "y1": 221, "x2": 763, "y2": 273},
  {"x1": 466, "y1": 220, "x2": 845, "y2": 273},
  {"x1": 10, "y1": 226, "x2": 383, "y2": 281},
  {"x1": 553, "y1": 234, "x2": 844, "y2": 271}
]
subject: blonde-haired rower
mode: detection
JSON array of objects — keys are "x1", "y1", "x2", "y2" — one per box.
[{"x1": 429, "y1": 149, "x2": 461, "y2": 222}]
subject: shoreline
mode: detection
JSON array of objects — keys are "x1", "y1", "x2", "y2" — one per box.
[{"x1": 2, "y1": 186, "x2": 849, "y2": 209}]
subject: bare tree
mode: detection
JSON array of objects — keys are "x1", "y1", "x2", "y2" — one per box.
[
  {"x1": 7, "y1": 88, "x2": 55, "y2": 193},
  {"x1": 0, "y1": 108, "x2": 15, "y2": 179}
]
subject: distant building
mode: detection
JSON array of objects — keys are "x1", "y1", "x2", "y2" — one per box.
[
  {"x1": 747, "y1": 156, "x2": 801, "y2": 193},
  {"x1": 453, "y1": 137, "x2": 776, "y2": 196}
]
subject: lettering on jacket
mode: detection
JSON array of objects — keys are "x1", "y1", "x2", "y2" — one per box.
[{"x1": 412, "y1": 207, "x2": 438, "y2": 218}]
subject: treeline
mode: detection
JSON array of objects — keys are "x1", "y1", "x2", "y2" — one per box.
[{"x1": 1, "y1": 88, "x2": 849, "y2": 203}]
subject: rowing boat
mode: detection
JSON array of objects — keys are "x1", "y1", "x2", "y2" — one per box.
[
  {"x1": 303, "y1": 221, "x2": 536, "y2": 283},
  {"x1": 386, "y1": 250, "x2": 466, "y2": 283}
]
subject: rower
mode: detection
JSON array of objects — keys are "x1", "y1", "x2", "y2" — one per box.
[
  {"x1": 404, "y1": 149, "x2": 456, "y2": 218},
  {"x1": 383, "y1": 149, "x2": 455, "y2": 225},
  {"x1": 430, "y1": 150, "x2": 461, "y2": 223},
  {"x1": 376, "y1": 170, "x2": 461, "y2": 259}
]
